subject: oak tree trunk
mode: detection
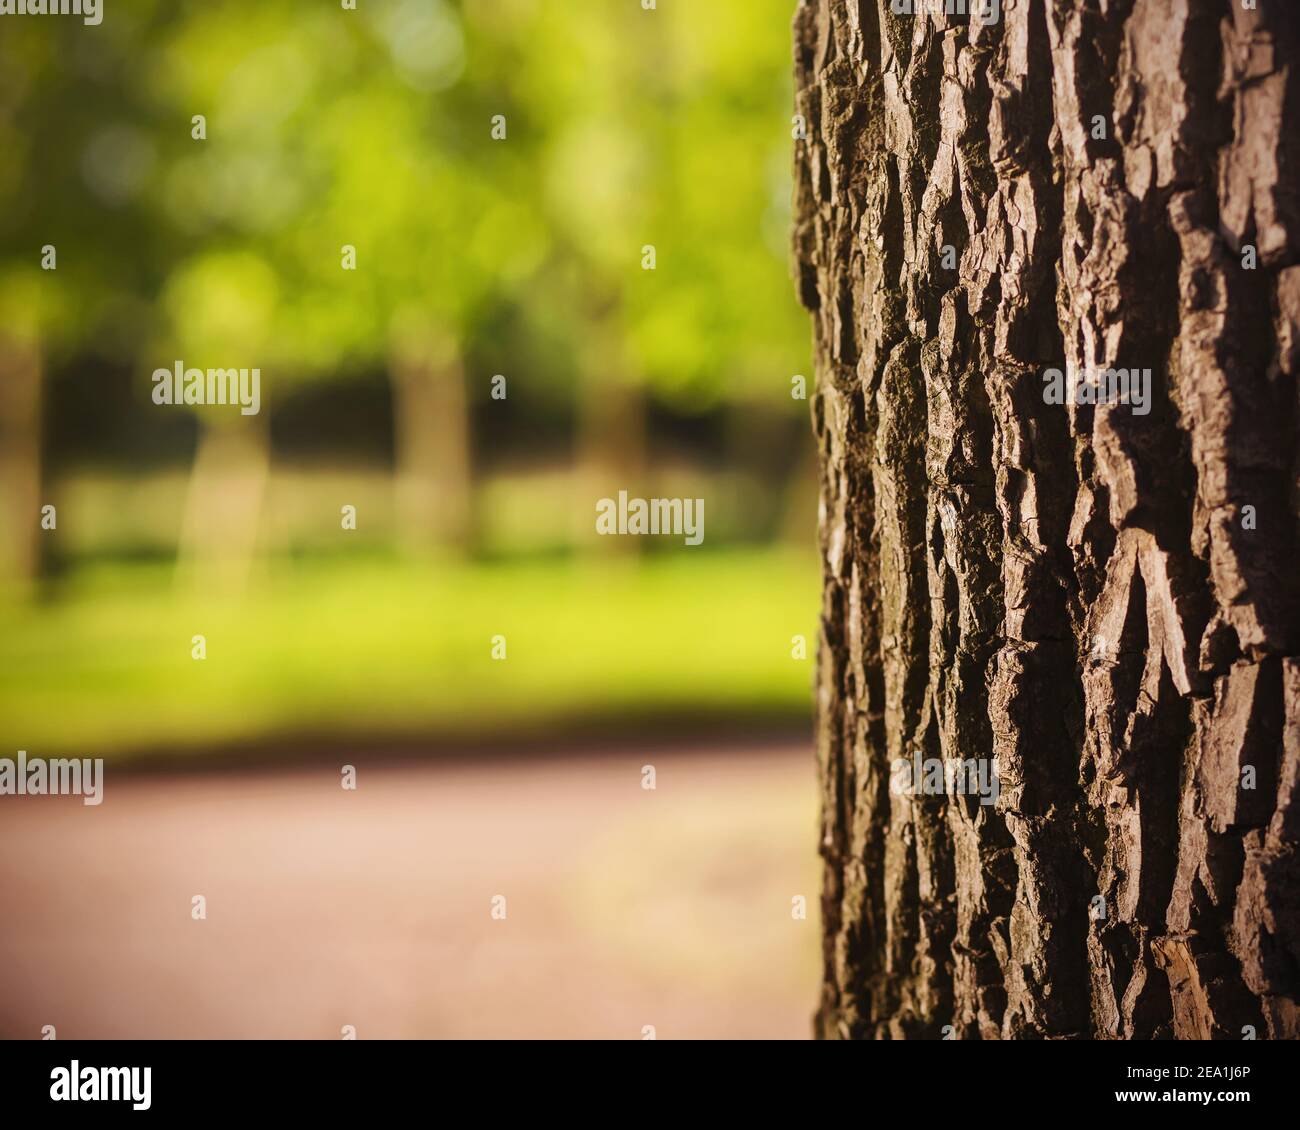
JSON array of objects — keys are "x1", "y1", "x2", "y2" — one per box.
[{"x1": 793, "y1": 0, "x2": 1300, "y2": 1039}]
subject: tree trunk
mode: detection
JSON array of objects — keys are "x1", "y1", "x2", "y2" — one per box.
[
  {"x1": 794, "y1": 0, "x2": 1300, "y2": 1039},
  {"x1": 575, "y1": 374, "x2": 648, "y2": 554},
  {"x1": 175, "y1": 415, "x2": 270, "y2": 596},
  {"x1": 391, "y1": 341, "x2": 472, "y2": 557},
  {"x1": 0, "y1": 337, "x2": 43, "y2": 592}
]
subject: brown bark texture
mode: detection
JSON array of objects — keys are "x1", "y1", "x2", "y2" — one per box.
[{"x1": 793, "y1": 0, "x2": 1300, "y2": 1039}]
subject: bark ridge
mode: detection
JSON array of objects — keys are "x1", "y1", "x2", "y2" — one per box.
[{"x1": 793, "y1": 0, "x2": 1300, "y2": 1039}]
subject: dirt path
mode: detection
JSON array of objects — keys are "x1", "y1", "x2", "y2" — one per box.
[{"x1": 0, "y1": 744, "x2": 818, "y2": 1039}]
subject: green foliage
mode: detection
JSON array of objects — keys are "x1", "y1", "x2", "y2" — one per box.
[
  {"x1": 1, "y1": 0, "x2": 806, "y2": 410},
  {"x1": 519, "y1": 0, "x2": 807, "y2": 408}
]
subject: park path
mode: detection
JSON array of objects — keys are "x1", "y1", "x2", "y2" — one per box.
[{"x1": 0, "y1": 743, "x2": 818, "y2": 1039}]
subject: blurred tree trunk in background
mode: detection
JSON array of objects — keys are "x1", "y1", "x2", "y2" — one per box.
[
  {"x1": 794, "y1": 0, "x2": 1300, "y2": 1039},
  {"x1": 176, "y1": 416, "x2": 269, "y2": 595},
  {"x1": 391, "y1": 335, "x2": 472, "y2": 557},
  {"x1": 575, "y1": 372, "x2": 648, "y2": 555},
  {"x1": 0, "y1": 338, "x2": 43, "y2": 589}
]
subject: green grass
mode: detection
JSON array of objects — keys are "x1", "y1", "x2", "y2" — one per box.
[{"x1": 0, "y1": 550, "x2": 818, "y2": 761}]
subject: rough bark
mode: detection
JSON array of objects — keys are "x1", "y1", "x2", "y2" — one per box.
[{"x1": 793, "y1": 0, "x2": 1300, "y2": 1039}]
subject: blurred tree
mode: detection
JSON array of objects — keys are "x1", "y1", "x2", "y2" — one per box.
[
  {"x1": 149, "y1": 0, "x2": 545, "y2": 561},
  {"x1": 511, "y1": 0, "x2": 808, "y2": 525},
  {"x1": 0, "y1": 8, "x2": 165, "y2": 589},
  {"x1": 156, "y1": 251, "x2": 280, "y2": 590},
  {"x1": 139, "y1": 2, "x2": 328, "y2": 587},
  {"x1": 289, "y1": 12, "x2": 547, "y2": 556},
  {"x1": 0, "y1": 268, "x2": 48, "y2": 590}
]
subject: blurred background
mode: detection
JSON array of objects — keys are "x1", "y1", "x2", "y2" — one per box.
[{"x1": 0, "y1": 0, "x2": 819, "y2": 1038}]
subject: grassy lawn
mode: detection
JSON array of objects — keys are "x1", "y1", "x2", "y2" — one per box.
[{"x1": 0, "y1": 549, "x2": 818, "y2": 762}]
